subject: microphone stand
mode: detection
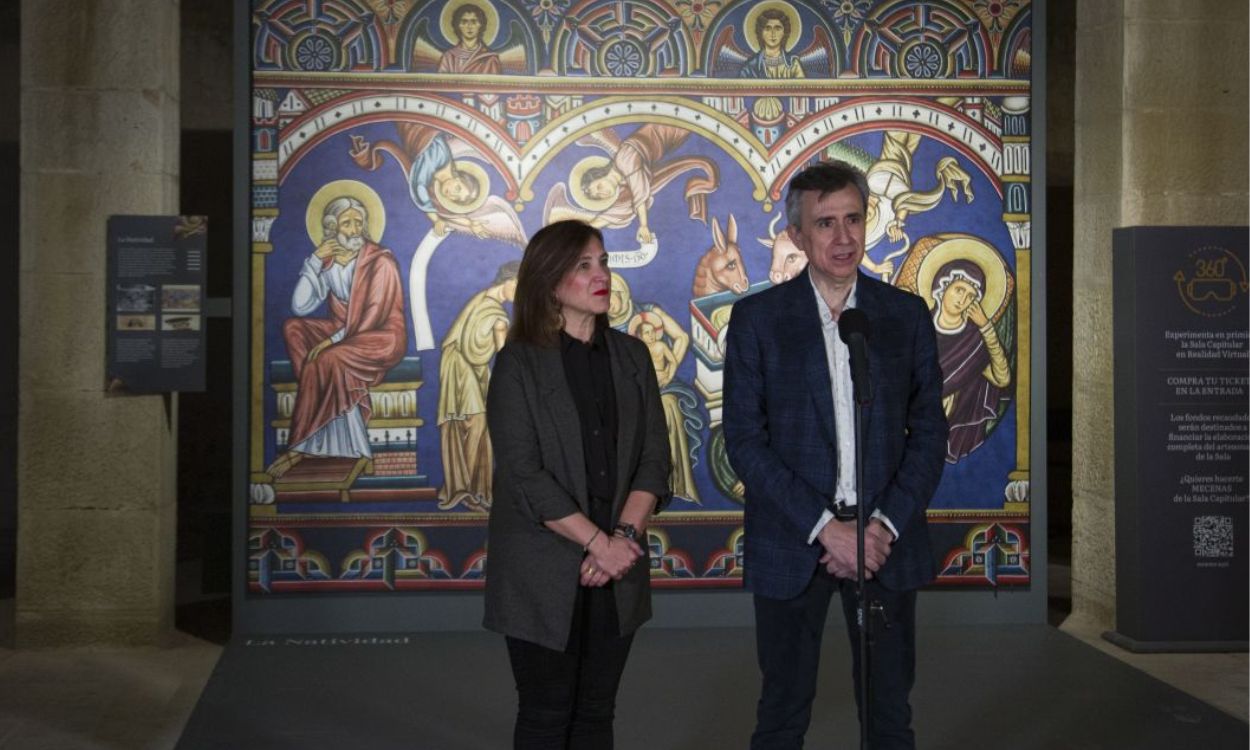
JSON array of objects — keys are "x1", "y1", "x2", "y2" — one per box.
[
  {"x1": 839, "y1": 309, "x2": 879, "y2": 750},
  {"x1": 853, "y1": 395, "x2": 872, "y2": 750}
]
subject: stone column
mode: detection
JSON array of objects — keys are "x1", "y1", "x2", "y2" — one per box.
[
  {"x1": 18, "y1": 0, "x2": 180, "y2": 645},
  {"x1": 1070, "y1": 0, "x2": 1248, "y2": 629}
]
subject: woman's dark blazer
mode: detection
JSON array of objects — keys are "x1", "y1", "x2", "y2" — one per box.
[{"x1": 483, "y1": 328, "x2": 672, "y2": 651}]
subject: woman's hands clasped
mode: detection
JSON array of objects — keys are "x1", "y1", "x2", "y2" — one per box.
[{"x1": 580, "y1": 532, "x2": 643, "y2": 588}]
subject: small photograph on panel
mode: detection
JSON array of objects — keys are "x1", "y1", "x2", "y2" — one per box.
[
  {"x1": 117, "y1": 314, "x2": 156, "y2": 331},
  {"x1": 161, "y1": 314, "x2": 201, "y2": 332},
  {"x1": 161, "y1": 284, "x2": 202, "y2": 312},
  {"x1": 116, "y1": 283, "x2": 157, "y2": 312}
]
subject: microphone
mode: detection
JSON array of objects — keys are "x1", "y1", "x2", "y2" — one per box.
[{"x1": 837, "y1": 308, "x2": 873, "y2": 405}]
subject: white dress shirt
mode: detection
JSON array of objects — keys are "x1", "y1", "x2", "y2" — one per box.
[{"x1": 806, "y1": 275, "x2": 899, "y2": 545}]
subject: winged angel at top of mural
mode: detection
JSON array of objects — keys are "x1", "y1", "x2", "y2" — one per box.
[
  {"x1": 711, "y1": 1, "x2": 835, "y2": 78},
  {"x1": 409, "y1": 0, "x2": 530, "y2": 76}
]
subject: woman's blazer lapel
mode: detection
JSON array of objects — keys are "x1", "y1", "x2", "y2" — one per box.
[
  {"x1": 606, "y1": 331, "x2": 642, "y2": 514},
  {"x1": 532, "y1": 345, "x2": 589, "y2": 513}
]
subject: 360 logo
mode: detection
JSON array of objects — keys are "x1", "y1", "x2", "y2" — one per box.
[{"x1": 1173, "y1": 245, "x2": 1248, "y2": 317}]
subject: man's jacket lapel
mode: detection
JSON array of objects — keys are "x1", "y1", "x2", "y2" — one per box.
[{"x1": 787, "y1": 271, "x2": 837, "y2": 451}]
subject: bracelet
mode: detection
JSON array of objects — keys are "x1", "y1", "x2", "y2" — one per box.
[
  {"x1": 583, "y1": 528, "x2": 602, "y2": 552},
  {"x1": 613, "y1": 522, "x2": 638, "y2": 542}
]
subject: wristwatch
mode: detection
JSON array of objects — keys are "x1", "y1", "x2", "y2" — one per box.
[{"x1": 613, "y1": 522, "x2": 638, "y2": 541}]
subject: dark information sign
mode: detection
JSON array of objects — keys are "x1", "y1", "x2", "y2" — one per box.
[
  {"x1": 105, "y1": 215, "x2": 208, "y2": 393},
  {"x1": 1111, "y1": 226, "x2": 1248, "y2": 651}
]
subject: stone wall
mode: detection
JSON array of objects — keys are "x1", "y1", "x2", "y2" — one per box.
[
  {"x1": 17, "y1": 0, "x2": 181, "y2": 645},
  {"x1": 1070, "y1": 0, "x2": 1249, "y2": 628}
]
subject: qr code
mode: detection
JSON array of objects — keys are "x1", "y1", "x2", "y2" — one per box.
[{"x1": 1193, "y1": 516, "x2": 1234, "y2": 558}]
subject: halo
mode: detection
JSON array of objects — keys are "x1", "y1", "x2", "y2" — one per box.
[
  {"x1": 433, "y1": 160, "x2": 490, "y2": 215},
  {"x1": 608, "y1": 272, "x2": 633, "y2": 327},
  {"x1": 743, "y1": 1, "x2": 803, "y2": 54},
  {"x1": 610, "y1": 271, "x2": 631, "y2": 299},
  {"x1": 305, "y1": 179, "x2": 386, "y2": 247},
  {"x1": 568, "y1": 155, "x2": 618, "y2": 212},
  {"x1": 440, "y1": 0, "x2": 500, "y2": 48},
  {"x1": 914, "y1": 234, "x2": 1010, "y2": 319}
]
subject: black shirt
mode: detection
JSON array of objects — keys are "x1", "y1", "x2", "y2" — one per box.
[{"x1": 559, "y1": 328, "x2": 618, "y2": 518}]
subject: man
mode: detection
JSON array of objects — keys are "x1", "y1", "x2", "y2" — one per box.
[
  {"x1": 268, "y1": 196, "x2": 407, "y2": 479},
  {"x1": 724, "y1": 161, "x2": 947, "y2": 749},
  {"x1": 436, "y1": 261, "x2": 518, "y2": 512}
]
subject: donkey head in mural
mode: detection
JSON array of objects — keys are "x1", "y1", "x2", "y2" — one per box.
[{"x1": 692, "y1": 214, "x2": 749, "y2": 297}]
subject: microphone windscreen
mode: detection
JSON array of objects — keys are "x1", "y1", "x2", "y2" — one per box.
[{"x1": 838, "y1": 308, "x2": 871, "y2": 344}]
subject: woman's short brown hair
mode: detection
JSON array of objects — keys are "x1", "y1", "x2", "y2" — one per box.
[{"x1": 510, "y1": 220, "x2": 607, "y2": 347}]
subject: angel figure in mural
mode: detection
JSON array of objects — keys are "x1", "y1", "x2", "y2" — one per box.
[
  {"x1": 741, "y1": 7, "x2": 804, "y2": 78},
  {"x1": 905, "y1": 236, "x2": 1015, "y2": 464},
  {"x1": 349, "y1": 123, "x2": 524, "y2": 350},
  {"x1": 438, "y1": 3, "x2": 501, "y2": 74},
  {"x1": 712, "y1": 2, "x2": 834, "y2": 78},
  {"x1": 410, "y1": 0, "x2": 529, "y2": 120},
  {"x1": 608, "y1": 272, "x2": 704, "y2": 503},
  {"x1": 267, "y1": 183, "x2": 407, "y2": 480},
  {"x1": 349, "y1": 127, "x2": 522, "y2": 242},
  {"x1": 543, "y1": 125, "x2": 718, "y2": 245},
  {"x1": 827, "y1": 131, "x2": 976, "y2": 281},
  {"x1": 436, "y1": 260, "x2": 519, "y2": 512}
]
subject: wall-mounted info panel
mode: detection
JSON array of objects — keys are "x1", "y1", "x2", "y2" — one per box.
[
  {"x1": 243, "y1": 0, "x2": 1036, "y2": 596},
  {"x1": 1112, "y1": 226, "x2": 1249, "y2": 651},
  {"x1": 106, "y1": 215, "x2": 207, "y2": 394}
]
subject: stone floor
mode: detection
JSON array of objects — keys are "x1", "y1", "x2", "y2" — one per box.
[
  {"x1": 0, "y1": 635, "x2": 221, "y2": 750},
  {"x1": 0, "y1": 587, "x2": 1244, "y2": 749},
  {"x1": 1059, "y1": 612, "x2": 1248, "y2": 722}
]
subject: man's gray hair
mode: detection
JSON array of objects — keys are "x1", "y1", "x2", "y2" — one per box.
[
  {"x1": 321, "y1": 196, "x2": 371, "y2": 241},
  {"x1": 784, "y1": 161, "x2": 870, "y2": 228}
]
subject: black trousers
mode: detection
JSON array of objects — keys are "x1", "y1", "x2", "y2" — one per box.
[
  {"x1": 506, "y1": 583, "x2": 634, "y2": 750},
  {"x1": 751, "y1": 569, "x2": 918, "y2": 750}
]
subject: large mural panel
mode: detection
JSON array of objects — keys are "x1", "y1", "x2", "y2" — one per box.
[{"x1": 246, "y1": 0, "x2": 1035, "y2": 594}]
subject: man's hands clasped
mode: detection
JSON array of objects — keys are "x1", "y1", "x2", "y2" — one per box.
[{"x1": 817, "y1": 518, "x2": 894, "y2": 580}]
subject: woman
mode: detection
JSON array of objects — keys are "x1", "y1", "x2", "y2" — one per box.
[{"x1": 484, "y1": 220, "x2": 671, "y2": 748}]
